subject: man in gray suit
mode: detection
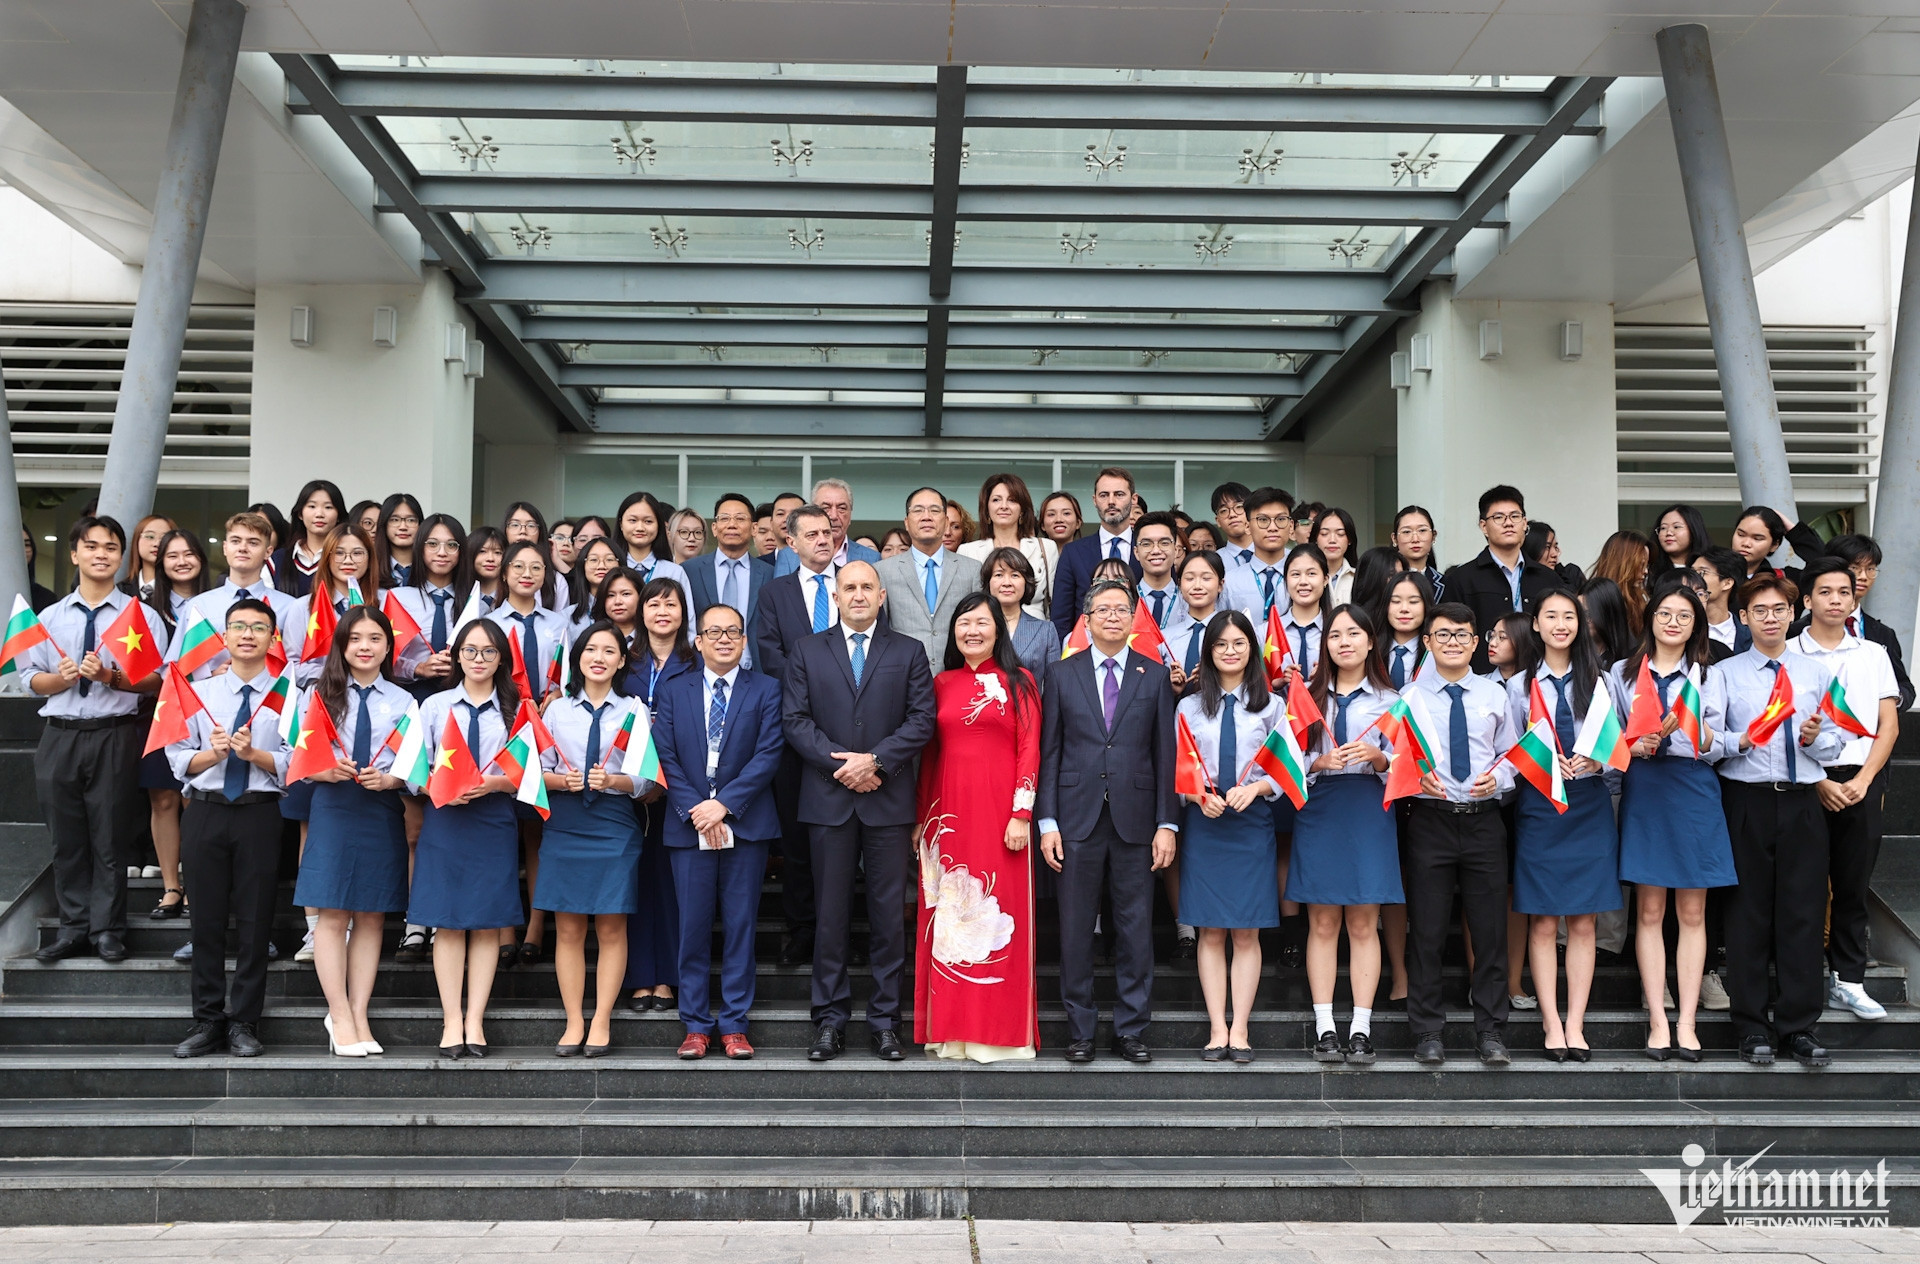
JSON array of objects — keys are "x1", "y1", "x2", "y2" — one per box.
[{"x1": 875, "y1": 485, "x2": 980, "y2": 673}]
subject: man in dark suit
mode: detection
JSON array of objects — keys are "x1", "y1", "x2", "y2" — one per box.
[
  {"x1": 684, "y1": 493, "x2": 773, "y2": 671},
  {"x1": 1440, "y1": 485, "x2": 1558, "y2": 673},
  {"x1": 1037, "y1": 578, "x2": 1177, "y2": 1065},
  {"x1": 654, "y1": 601, "x2": 787, "y2": 1061},
  {"x1": 782, "y1": 560, "x2": 936, "y2": 1062},
  {"x1": 1051, "y1": 466, "x2": 1145, "y2": 638}
]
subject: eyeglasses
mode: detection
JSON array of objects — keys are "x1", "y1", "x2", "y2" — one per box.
[
  {"x1": 1851, "y1": 564, "x2": 1879, "y2": 578},
  {"x1": 701, "y1": 627, "x2": 746, "y2": 642},
  {"x1": 225, "y1": 621, "x2": 271, "y2": 635},
  {"x1": 1427, "y1": 630, "x2": 1476, "y2": 646},
  {"x1": 458, "y1": 646, "x2": 501, "y2": 661},
  {"x1": 1747, "y1": 603, "x2": 1792, "y2": 620},
  {"x1": 387, "y1": 515, "x2": 420, "y2": 528},
  {"x1": 423, "y1": 539, "x2": 461, "y2": 552},
  {"x1": 1482, "y1": 512, "x2": 1526, "y2": 526},
  {"x1": 673, "y1": 527, "x2": 705, "y2": 539},
  {"x1": 1653, "y1": 610, "x2": 1694, "y2": 625},
  {"x1": 1395, "y1": 525, "x2": 1433, "y2": 538},
  {"x1": 1250, "y1": 514, "x2": 1289, "y2": 530}
]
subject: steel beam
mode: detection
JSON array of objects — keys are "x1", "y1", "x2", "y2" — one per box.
[
  {"x1": 925, "y1": 308, "x2": 950, "y2": 438},
  {"x1": 519, "y1": 313, "x2": 1345, "y2": 353},
  {"x1": 561, "y1": 361, "x2": 1301, "y2": 395},
  {"x1": 591, "y1": 402, "x2": 1267, "y2": 439},
  {"x1": 462, "y1": 300, "x2": 596, "y2": 432},
  {"x1": 928, "y1": 66, "x2": 968, "y2": 299}
]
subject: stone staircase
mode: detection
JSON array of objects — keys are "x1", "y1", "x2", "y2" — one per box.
[{"x1": 0, "y1": 698, "x2": 1917, "y2": 1224}]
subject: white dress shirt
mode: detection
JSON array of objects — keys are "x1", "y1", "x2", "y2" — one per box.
[
  {"x1": 23, "y1": 588, "x2": 171, "y2": 719},
  {"x1": 1409, "y1": 668, "x2": 1516, "y2": 801},
  {"x1": 1787, "y1": 630, "x2": 1896, "y2": 769}
]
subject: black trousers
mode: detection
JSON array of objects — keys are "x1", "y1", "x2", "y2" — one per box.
[
  {"x1": 809, "y1": 818, "x2": 911, "y2": 1031},
  {"x1": 1404, "y1": 801, "x2": 1509, "y2": 1039},
  {"x1": 35, "y1": 720, "x2": 141, "y2": 943},
  {"x1": 1058, "y1": 804, "x2": 1155, "y2": 1042},
  {"x1": 1824, "y1": 765, "x2": 1884, "y2": 985},
  {"x1": 181, "y1": 797, "x2": 284, "y2": 1026},
  {"x1": 1720, "y1": 778, "x2": 1829, "y2": 1044},
  {"x1": 775, "y1": 748, "x2": 815, "y2": 935}
]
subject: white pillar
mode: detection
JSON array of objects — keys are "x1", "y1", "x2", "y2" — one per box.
[
  {"x1": 250, "y1": 276, "x2": 475, "y2": 521},
  {"x1": 1396, "y1": 283, "x2": 1618, "y2": 574}
]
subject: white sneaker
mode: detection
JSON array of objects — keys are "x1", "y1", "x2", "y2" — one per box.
[
  {"x1": 1828, "y1": 977, "x2": 1887, "y2": 1021},
  {"x1": 1700, "y1": 971, "x2": 1730, "y2": 1011},
  {"x1": 140, "y1": 865, "x2": 162, "y2": 879},
  {"x1": 1508, "y1": 993, "x2": 1538, "y2": 1011},
  {"x1": 294, "y1": 929, "x2": 316, "y2": 963},
  {"x1": 126, "y1": 865, "x2": 142, "y2": 879}
]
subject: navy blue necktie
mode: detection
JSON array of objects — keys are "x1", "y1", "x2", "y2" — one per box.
[
  {"x1": 429, "y1": 590, "x2": 450, "y2": 651},
  {"x1": 77, "y1": 603, "x2": 101, "y2": 697},
  {"x1": 1766, "y1": 660, "x2": 1797, "y2": 780},
  {"x1": 1550, "y1": 676, "x2": 1576, "y2": 756},
  {"x1": 1335, "y1": 689, "x2": 1358, "y2": 746},
  {"x1": 1259, "y1": 568, "x2": 1278, "y2": 616},
  {"x1": 1108, "y1": 537, "x2": 1122, "y2": 562},
  {"x1": 350, "y1": 683, "x2": 374, "y2": 766},
  {"x1": 1656, "y1": 670, "x2": 1681, "y2": 756},
  {"x1": 709, "y1": 677, "x2": 729, "y2": 754},
  {"x1": 1183, "y1": 624, "x2": 1203, "y2": 674},
  {"x1": 582, "y1": 701, "x2": 606, "y2": 805},
  {"x1": 1150, "y1": 590, "x2": 1166, "y2": 627},
  {"x1": 1391, "y1": 645, "x2": 1410, "y2": 690},
  {"x1": 223, "y1": 684, "x2": 253, "y2": 800},
  {"x1": 512, "y1": 613, "x2": 538, "y2": 691},
  {"x1": 462, "y1": 699, "x2": 489, "y2": 762},
  {"x1": 1444, "y1": 683, "x2": 1470, "y2": 783},
  {"x1": 1292, "y1": 623, "x2": 1317, "y2": 672},
  {"x1": 392, "y1": 563, "x2": 411, "y2": 586},
  {"x1": 1218, "y1": 693, "x2": 1237, "y2": 790},
  {"x1": 232, "y1": 586, "x2": 251, "y2": 602}
]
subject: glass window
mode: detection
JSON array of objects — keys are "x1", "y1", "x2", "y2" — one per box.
[
  {"x1": 563, "y1": 454, "x2": 679, "y2": 517},
  {"x1": 1059, "y1": 460, "x2": 1176, "y2": 520},
  {"x1": 686, "y1": 457, "x2": 807, "y2": 517},
  {"x1": 1178, "y1": 458, "x2": 1297, "y2": 514}
]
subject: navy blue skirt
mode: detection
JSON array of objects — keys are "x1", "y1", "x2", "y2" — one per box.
[
  {"x1": 1618, "y1": 756, "x2": 1737, "y2": 890},
  {"x1": 1287, "y1": 774, "x2": 1405, "y2": 906},
  {"x1": 408, "y1": 793, "x2": 524, "y2": 930},
  {"x1": 1512, "y1": 776, "x2": 1622, "y2": 916},
  {"x1": 1178, "y1": 795, "x2": 1279, "y2": 929},
  {"x1": 279, "y1": 779, "x2": 315, "y2": 822},
  {"x1": 532, "y1": 791, "x2": 641, "y2": 915},
  {"x1": 138, "y1": 747, "x2": 180, "y2": 792},
  {"x1": 295, "y1": 781, "x2": 409, "y2": 912}
]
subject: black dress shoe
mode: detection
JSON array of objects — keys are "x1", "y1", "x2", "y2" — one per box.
[
  {"x1": 1672, "y1": 1043, "x2": 1701, "y2": 1064},
  {"x1": 227, "y1": 1023, "x2": 264, "y2": 1057},
  {"x1": 1567, "y1": 1044, "x2": 1592, "y2": 1064},
  {"x1": 1278, "y1": 942, "x2": 1305, "y2": 970},
  {"x1": 1786, "y1": 1032, "x2": 1830, "y2": 1068},
  {"x1": 555, "y1": 1039, "x2": 585, "y2": 1057},
  {"x1": 1313, "y1": 1030, "x2": 1346, "y2": 1064},
  {"x1": 1740, "y1": 1036, "x2": 1775, "y2": 1066},
  {"x1": 95, "y1": 934, "x2": 127, "y2": 963},
  {"x1": 1376, "y1": 996, "x2": 1407, "y2": 1012},
  {"x1": 1345, "y1": 1032, "x2": 1377, "y2": 1066},
  {"x1": 1063, "y1": 1039, "x2": 1095, "y2": 1064},
  {"x1": 1414, "y1": 1034, "x2": 1446, "y2": 1066},
  {"x1": 777, "y1": 931, "x2": 814, "y2": 967},
  {"x1": 1542, "y1": 1044, "x2": 1568, "y2": 1064},
  {"x1": 438, "y1": 1042, "x2": 467, "y2": 1060},
  {"x1": 1476, "y1": 1032, "x2": 1511, "y2": 1067},
  {"x1": 150, "y1": 889, "x2": 186, "y2": 920},
  {"x1": 583, "y1": 1040, "x2": 613, "y2": 1059},
  {"x1": 34, "y1": 936, "x2": 89, "y2": 964},
  {"x1": 869, "y1": 1029, "x2": 907, "y2": 1061},
  {"x1": 464, "y1": 1042, "x2": 488, "y2": 1059},
  {"x1": 807, "y1": 1023, "x2": 845, "y2": 1062},
  {"x1": 1173, "y1": 936, "x2": 1197, "y2": 962},
  {"x1": 1111, "y1": 1035, "x2": 1152, "y2": 1064},
  {"x1": 173, "y1": 1020, "x2": 227, "y2": 1059},
  {"x1": 849, "y1": 938, "x2": 870, "y2": 968},
  {"x1": 626, "y1": 994, "x2": 656, "y2": 1014},
  {"x1": 1200, "y1": 1043, "x2": 1230, "y2": 1062}
]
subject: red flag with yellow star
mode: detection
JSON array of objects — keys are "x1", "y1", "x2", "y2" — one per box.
[
  {"x1": 1174, "y1": 713, "x2": 1215, "y2": 798},
  {"x1": 1746, "y1": 662, "x2": 1796, "y2": 747},
  {"x1": 285, "y1": 690, "x2": 345, "y2": 784},
  {"x1": 299, "y1": 594, "x2": 337, "y2": 664},
  {"x1": 1263, "y1": 604, "x2": 1292, "y2": 688},
  {"x1": 1282, "y1": 667, "x2": 1323, "y2": 747},
  {"x1": 142, "y1": 663, "x2": 207, "y2": 756},
  {"x1": 426, "y1": 713, "x2": 484, "y2": 808},
  {"x1": 100, "y1": 599, "x2": 162, "y2": 683}
]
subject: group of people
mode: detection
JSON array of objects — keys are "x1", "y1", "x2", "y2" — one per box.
[{"x1": 12, "y1": 466, "x2": 1906, "y2": 1071}]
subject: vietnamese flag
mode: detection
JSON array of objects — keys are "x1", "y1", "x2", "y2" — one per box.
[
  {"x1": 1174, "y1": 713, "x2": 1214, "y2": 798},
  {"x1": 1251, "y1": 721, "x2": 1310, "y2": 810},
  {"x1": 1620, "y1": 657, "x2": 1664, "y2": 745},
  {"x1": 1820, "y1": 676, "x2": 1876, "y2": 739},
  {"x1": 1746, "y1": 662, "x2": 1796, "y2": 746},
  {"x1": 285, "y1": 691, "x2": 345, "y2": 784},
  {"x1": 426, "y1": 713, "x2": 484, "y2": 807},
  {"x1": 172, "y1": 607, "x2": 225, "y2": 676},
  {"x1": 1282, "y1": 666, "x2": 1323, "y2": 747},
  {"x1": 1060, "y1": 615, "x2": 1091, "y2": 659},
  {"x1": 101, "y1": 599, "x2": 162, "y2": 683},
  {"x1": 266, "y1": 631, "x2": 288, "y2": 678},
  {"x1": 1127, "y1": 600, "x2": 1168, "y2": 664},
  {"x1": 1262, "y1": 604, "x2": 1292, "y2": 688},
  {"x1": 382, "y1": 590, "x2": 423, "y2": 659},
  {"x1": 143, "y1": 663, "x2": 207, "y2": 756},
  {"x1": 506, "y1": 622, "x2": 534, "y2": 700},
  {"x1": 0, "y1": 593, "x2": 55, "y2": 676},
  {"x1": 1502, "y1": 717, "x2": 1568, "y2": 813},
  {"x1": 1382, "y1": 749, "x2": 1426, "y2": 806},
  {"x1": 1671, "y1": 671, "x2": 1706, "y2": 755},
  {"x1": 300, "y1": 593, "x2": 337, "y2": 663}
]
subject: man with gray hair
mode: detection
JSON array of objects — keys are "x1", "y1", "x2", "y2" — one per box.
[{"x1": 773, "y1": 478, "x2": 881, "y2": 577}]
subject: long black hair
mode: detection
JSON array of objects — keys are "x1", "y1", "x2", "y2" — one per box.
[
  {"x1": 317, "y1": 606, "x2": 396, "y2": 728},
  {"x1": 1305, "y1": 603, "x2": 1392, "y2": 749},
  {"x1": 564, "y1": 619, "x2": 632, "y2": 700},
  {"x1": 289, "y1": 479, "x2": 347, "y2": 550},
  {"x1": 1625, "y1": 582, "x2": 1713, "y2": 682},
  {"x1": 1577, "y1": 577, "x2": 1633, "y2": 668},
  {"x1": 1520, "y1": 587, "x2": 1600, "y2": 715},
  {"x1": 1649, "y1": 501, "x2": 1711, "y2": 578},
  {"x1": 377, "y1": 493, "x2": 425, "y2": 583},
  {"x1": 1282, "y1": 542, "x2": 1331, "y2": 619},
  {"x1": 940, "y1": 590, "x2": 1038, "y2": 712},
  {"x1": 409, "y1": 512, "x2": 466, "y2": 590},
  {"x1": 457, "y1": 525, "x2": 507, "y2": 607},
  {"x1": 616, "y1": 491, "x2": 673, "y2": 565},
  {"x1": 502, "y1": 500, "x2": 549, "y2": 545},
  {"x1": 1189, "y1": 608, "x2": 1272, "y2": 719},
  {"x1": 152, "y1": 528, "x2": 210, "y2": 622},
  {"x1": 591, "y1": 566, "x2": 648, "y2": 636},
  {"x1": 498, "y1": 538, "x2": 558, "y2": 610},
  {"x1": 569, "y1": 536, "x2": 624, "y2": 608},
  {"x1": 450, "y1": 616, "x2": 521, "y2": 720}
]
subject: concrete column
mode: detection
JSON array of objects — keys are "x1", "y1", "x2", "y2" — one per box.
[
  {"x1": 250, "y1": 278, "x2": 476, "y2": 522},
  {"x1": 1395, "y1": 283, "x2": 1618, "y2": 574},
  {"x1": 1868, "y1": 158, "x2": 1920, "y2": 657},
  {"x1": 0, "y1": 355, "x2": 28, "y2": 612},
  {"x1": 93, "y1": 0, "x2": 246, "y2": 536},
  {"x1": 1655, "y1": 23, "x2": 1798, "y2": 522}
]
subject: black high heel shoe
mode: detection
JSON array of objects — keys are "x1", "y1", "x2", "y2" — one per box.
[
  {"x1": 555, "y1": 1039, "x2": 586, "y2": 1058},
  {"x1": 149, "y1": 889, "x2": 186, "y2": 920},
  {"x1": 1542, "y1": 1045, "x2": 1569, "y2": 1064},
  {"x1": 465, "y1": 1042, "x2": 489, "y2": 1059},
  {"x1": 518, "y1": 940, "x2": 543, "y2": 967},
  {"x1": 439, "y1": 1042, "x2": 467, "y2": 1060},
  {"x1": 1567, "y1": 1044, "x2": 1592, "y2": 1064}
]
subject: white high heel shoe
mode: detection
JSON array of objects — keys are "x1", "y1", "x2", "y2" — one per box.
[
  {"x1": 324, "y1": 1015, "x2": 368, "y2": 1058},
  {"x1": 355, "y1": 1036, "x2": 384, "y2": 1055}
]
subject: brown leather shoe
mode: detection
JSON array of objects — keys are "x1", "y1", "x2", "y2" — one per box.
[
  {"x1": 720, "y1": 1033, "x2": 755, "y2": 1060},
  {"x1": 677, "y1": 1032, "x2": 710, "y2": 1060}
]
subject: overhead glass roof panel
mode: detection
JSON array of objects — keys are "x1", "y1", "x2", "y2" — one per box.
[
  {"x1": 470, "y1": 213, "x2": 930, "y2": 263},
  {"x1": 955, "y1": 221, "x2": 1401, "y2": 269}
]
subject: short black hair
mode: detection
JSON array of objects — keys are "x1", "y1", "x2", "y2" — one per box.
[
  {"x1": 1735, "y1": 505, "x2": 1788, "y2": 546},
  {"x1": 1825, "y1": 533, "x2": 1883, "y2": 568},
  {"x1": 1477, "y1": 485, "x2": 1525, "y2": 519},
  {"x1": 223, "y1": 596, "x2": 277, "y2": 631},
  {"x1": 904, "y1": 485, "x2": 945, "y2": 512},
  {"x1": 752, "y1": 502, "x2": 774, "y2": 520},
  {"x1": 1737, "y1": 573, "x2": 1799, "y2": 612},
  {"x1": 1694, "y1": 546, "x2": 1745, "y2": 587},
  {"x1": 1800, "y1": 556, "x2": 1857, "y2": 594},
  {"x1": 1210, "y1": 482, "x2": 1250, "y2": 514},
  {"x1": 69, "y1": 514, "x2": 125, "y2": 552},
  {"x1": 1426, "y1": 600, "x2": 1478, "y2": 635},
  {"x1": 1132, "y1": 511, "x2": 1182, "y2": 544},
  {"x1": 1244, "y1": 485, "x2": 1293, "y2": 517},
  {"x1": 712, "y1": 492, "x2": 755, "y2": 518}
]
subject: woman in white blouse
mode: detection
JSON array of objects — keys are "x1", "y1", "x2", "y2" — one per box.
[{"x1": 957, "y1": 473, "x2": 1060, "y2": 619}]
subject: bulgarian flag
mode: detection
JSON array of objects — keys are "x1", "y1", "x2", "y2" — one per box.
[
  {"x1": 248, "y1": 671, "x2": 295, "y2": 728},
  {"x1": 1251, "y1": 718, "x2": 1310, "y2": 809},
  {"x1": 1572, "y1": 686, "x2": 1630, "y2": 771},
  {"x1": 511, "y1": 695, "x2": 563, "y2": 766},
  {"x1": 0, "y1": 593, "x2": 54, "y2": 676},
  {"x1": 173, "y1": 607, "x2": 225, "y2": 676},
  {"x1": 382, "y1": 590, "x2": 423, "y2": 658},
  {"x1": 1820, "y1": 676, "x2": 1876, "y2": 739},
  {"x1": 1127, "y1": 601, "x2": 1168, "y2": 665},
  {"x1": 1060, "y1": 615, "x2": 1091, "y2": 659},
  {"x1": 1528, "y1": 677, "x2": 1563, "y2": 753},
  {"x1": 143, "y1": 662, "x2": 207, "y2": 756},
  {"x1": 1620, "y1": 656, "x2": 1664, "y2": 744},
  {"x1": 382, "y1": 701, "x2": 432, "y2": 787},
  {"x1": 1502, "y1": 718, "x2": 1568, "y2": 813},
  {"x1": 494, "y1": 722, "x2": 550, "y2": 819},
  {"x1": 300, "y1": 593, "x2": 337, "y2": 663},
  {"x1": 1174, "y1": 713, "x2": 1214, "y2": 797},
  {"x1": 1282, "y1": 666, "x2": 1322, "y2": 747},
  {"x1": 604, "y1": 704, "x2": 665, "y2": 787},
  {"x1": 1746, "y1": 662, "x2": 1796, "y2": 746},
  {"x1": 1262, "y1": 604, "x2": 1292, "y2": 688},
  {"x1": 1671, "y1": 669, "x2": 1706, "y2": 754},
  {"x1": 426, "y1": 714, "x2": 484, "y2": 808}
]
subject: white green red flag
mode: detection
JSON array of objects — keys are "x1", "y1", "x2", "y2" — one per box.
[
  {"x1": 1503, "y1": 717, "x2": 1568, "y2": 813},
  {"x1": 382, "y1": 701, "x2": 432, "y2": 788},
  {"x1": 496, "y1": 723, "x2": 550, "y2": 819},
  {"x1": 1572, "y1": 686, "x2": 1630, "y2": 771},
  {"x1": 605, "y1": 705, "x2": 665, "y2": 787},
  {"x1": 172, "y1": 607, "x2": 225, "y2": 676},
  {"x1": 1250, "y1": 717, "x2": 1309, "y2": 809},
  {"x1": 0, "y1": 593, "x2": 53, "y2": 676}
]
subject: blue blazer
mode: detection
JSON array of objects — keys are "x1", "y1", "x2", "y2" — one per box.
[
  {"x1": 781, "y1": 625, "x2": 936, "y2": 828},
  {"x1": 684, "y1": 551, "x2": 772, "y2": 627},
  {"x1": 1050, "y1": 534, "x2": 1143, "y2": 638},
  {"x1": 624, "y1": 645, "x2": 698, "y2": 712},
  {"x1": 653, "y1": 666, "x2": 786, "y2": 847},
  {"x1": 771, "y1": 540, "x2": 880, "y2": 578}
]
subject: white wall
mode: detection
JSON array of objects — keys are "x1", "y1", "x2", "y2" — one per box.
[
  {"x1": 0, "y1": 186, "x2": 248, "y2": 305},
  {"x1": 250, "y1": 276, "x2": 475, "y2": 521},
  {"x1": 1396, "y1": 283, "x2": 1618, "y2": 575}
]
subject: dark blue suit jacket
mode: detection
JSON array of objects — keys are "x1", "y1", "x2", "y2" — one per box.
[
  {"x1": 1050, "y1": 533, "x2": 1144, "y2": 638},
  {"x1": 685, "y1": 551, "x2": 772, "y2": 629},
  {"x1": 751, "y1": 569, "x2": 890, "y2": 684},
  {"x1": 653, "y1": 666, "x2": 785, "y2": 847},
  {"x1": 1035, "y1": 648, "x2": 1176, "y2": 846},
  {"x1": 781, "y1": 624, "x2": 936, "y2": 828}
]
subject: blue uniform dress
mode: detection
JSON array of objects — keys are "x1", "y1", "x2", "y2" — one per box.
[
  {"x1": 533, "y1": 690, "x2": 647, "y2": 915},
  {"x1": 1506, "y1": 670, "x2": 1622, "y2": 916},
  {"x1": 293, "y1": 677, "x2": 413, "y2": 912},
  {"x1": 407, "y1": 686, "x2": 524, "y2": 930},
  {"x1": 624, "y1": 648, "x2": 698, "y2": 991},
  {"x1": 1609, "y1": 660, "x2": 1738, "y2": 890},
  {"x1": 1175, "y1": 687, "x2": 1283, "y2": 929},
  {"x1": 390, "y1": 583, "x2": 461, "y2": 704},
  {"x1": 278, "y1": 587, "x2": 371, "y2": 823},
  {"x1": 1288, "y1": 679, "x2": 1404, "y2": 906},
  {"x1": 489, "y1": 601, "x2": 576, "y2": 823}
]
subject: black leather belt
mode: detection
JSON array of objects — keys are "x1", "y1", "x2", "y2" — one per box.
[
  {"x1": 46, "y1": 714, "x2": 138, "y2": 731},
  {"x1": 1411, "y1": 798, "x2": 1499, "y2": 816},
  {"x1": 186, "y1": 789, "x2": 281, "y2": 806}
]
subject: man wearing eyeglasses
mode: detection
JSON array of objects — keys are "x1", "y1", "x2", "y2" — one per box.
[{"x1": 1439, "y1": 486, "x2": 1559, "y2": 674}]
